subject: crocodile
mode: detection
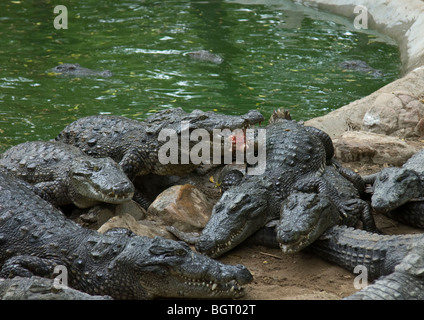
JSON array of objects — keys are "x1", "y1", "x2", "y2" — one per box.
[
  {"x1": 0, "y1": 276, "x2": 112, "y2": 300},
  {"x1": 369, "y1": 148, "x2": 424, "y2": 218},
  {"x1": 277, "y1": 164, "x2": 377, "y2": 254},
  {"x1": 55, "y1": 108, "x2": 264, "y2": 180},
  {"x1": 194, "y1": 111, "x2": 357, "y2": 258},
  {"x1": 309, "y1": 225, "x2": 421, "y2": 281},
  {"x1": 184, "y1": 50, "x2": 223, "y2": 64},
  {"x1": 340, "y1": 60, "x2": 383, "y2": 77},
  {"x1": 0, "y1": 171, "x2": 253, "y2": 299},
  {"x1": 345, "y1": 236, "x2": 424, "y2": 300},
  {"x1": 48, "y1": 63, "x2": 112, "y2": 77},
  {"x1": 0, "y1": 141, "x2": 134, "y2": 208}
]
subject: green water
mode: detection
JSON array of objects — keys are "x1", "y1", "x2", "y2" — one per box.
[{"x1": 0, "y1": 0, "x2": 400, "y2": 152}]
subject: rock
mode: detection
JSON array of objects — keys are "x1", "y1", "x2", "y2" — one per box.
[
  {"x1": 146, "y1": 184, "x2": 215, "y2": 232},
  {"x1": 305, "y1": 65, "x2": 424, "y2": 140},
  {"x1": 333, "y1": 131, "x2": 419, "y2": 166},
  {"x1": 97, "y1": 213, "x2": 173, "y2": 239},
  {"x1": 362, "y1": 92, "x2": 424, "y2": 138}
]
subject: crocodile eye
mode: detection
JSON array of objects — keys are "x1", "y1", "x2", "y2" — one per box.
[
  {"x1": 174, "y1": 248, "x2": 187, "y2": 257},
  {"x1": 68, "y1": 66, "x2": 76, "y2": 70},
  {"x1": 199, "y1": 115, "x2": 208, "y2": 120},
  {"x1": 93, "y1": 165, "x2": 100, "y2": 172}
]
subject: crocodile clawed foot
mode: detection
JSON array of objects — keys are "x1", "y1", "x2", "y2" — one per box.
[{"x1": 339, "y1": 199, "x2": 360, "y2": 218}]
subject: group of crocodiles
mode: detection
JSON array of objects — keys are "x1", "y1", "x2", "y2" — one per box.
[
  {"x1": 48, "y1": 57, "x2": 382, "y2": 78},
  {"x1": 0, "y1": 105, "x2": 421, "y2": 299}
]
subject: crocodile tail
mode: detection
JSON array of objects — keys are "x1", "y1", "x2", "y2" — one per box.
[{"x1": 269, "y1": 108, "x2": 291, "y2": 124}]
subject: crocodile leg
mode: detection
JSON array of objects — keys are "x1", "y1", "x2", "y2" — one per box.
[
  {"x1": 331, "y1": 159, "x2": 366, "y2": 194},
  {"x1": 294, "y1": 177, "x2": 352, "y2": 218},
  {"x1": 119, "y1": 148, "x2": 152, "y2": 180},
  {"x1": 0, "y1": 255, "x2": 57, "y2": 279},
  {"x1": 132, "y1": 189, "x2": 152, "y2": 210},
  {"x1": 348, "y1": 199, "x2": 379, "y2": 233},
  {"x1": 33, "y1": 180, "x2": 71, "y2": 207},
  {"x1": 166, "y1": 226, "x2": 200, "y2": 245}
]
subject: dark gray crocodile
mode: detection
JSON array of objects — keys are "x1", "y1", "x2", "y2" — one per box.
[
  {"x1": 277, "y1": 163, "x2": 377, "y2": 254},
  {"x1": 345, "y1": 236, "x2": 424, "y2": 300},
  {"x1": 48, "y1": 63, "x2": 112, "y2": 77},
  {"x1": 0, "y1": 172, "x2": 253, "y2": 299},
  {"x1": 194, "y1": 112, "x2": 358, "y2": 258},
  {"x1": 0, "y1": 141, "x2": 134, "y2": 208},
  {"x1": 55, "y1": 108, "x2": 264, "y2": 180},
  {"x1": 368, "y1": 149, "x2": 424, "y2": 222},
  {"x1": 310, "y1": 226, "x2": 421, "y2": 281},
  {"x1": 340, "y1": 60, "x2": 383, "y2": 77},
  {"x1": 0, "y1": 276, "x2": 112, "y2": 300},
  {"x1": 184, "y1": 50, "x2": 223, "y2": 64}
]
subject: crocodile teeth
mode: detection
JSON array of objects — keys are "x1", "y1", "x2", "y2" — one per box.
[{"x1": 211, "y1": 283, "x2": 218, "y2": 291}]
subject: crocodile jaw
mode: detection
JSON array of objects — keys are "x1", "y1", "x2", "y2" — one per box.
[{"x1": 119, "y1": 237, "x2": 253, "y2": 299}]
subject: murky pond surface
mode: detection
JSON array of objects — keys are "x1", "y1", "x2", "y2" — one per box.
[{"x1": 0, "y1": 0, "x2": 400, "y2": 152}]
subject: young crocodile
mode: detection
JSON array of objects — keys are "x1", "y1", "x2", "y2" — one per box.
[
  {"x1": 194, "y1": 113, "x2": 356, "y2": 258},
  {"x1": 0, "y1": 141, "x2": 134, "y2": 208},
  {"x1": 55, "y1": 108, "x2": 264, "y2": 180},
  {"x1": 48, "y1": 63, "x2": 112, "y2": 77},
  {"x1": 0, "y1": 172, "x2": 253, "y2": 299}
]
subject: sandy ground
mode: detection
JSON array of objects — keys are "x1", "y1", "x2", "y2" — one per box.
[{"x1": 215, "y1": 161, "x2": 424, "y2": 300}]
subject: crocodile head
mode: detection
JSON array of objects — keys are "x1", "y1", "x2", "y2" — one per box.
[
  {"x1": 68, "y1": 157, "x2": 134, "y2": 208},
  {"x1": 276, "y1": 192, "x2": 341, "y2": 254},
  {"x1": 115, "y1": 236, "x2": 253, "y2": 299},
  {"x1": 148, "y1": 108, "x2": 263, "y2": 145},
  {"x1": 48, "y1": 63, "x2": 112, "y2": 77},
  {"x1": 195, "y1": 181, "x2": 268, "y2": 258},
  {"x1": 372, "y1": 167, "x2": 423, "y2": 213}
]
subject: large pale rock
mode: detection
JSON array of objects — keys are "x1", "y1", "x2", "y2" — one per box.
[
  {"x1": 305, "y1": 66, "x2": 424, "y2": 140},
  {"x1": 146, "y1": 184, "x2": 215, "y2": 232},
  {"x1": 333, "y1": 131, "x2": 420, "y2": 166},
  {"x1": 362, "y1": 92, "x2": 424, "y2": 138}
]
